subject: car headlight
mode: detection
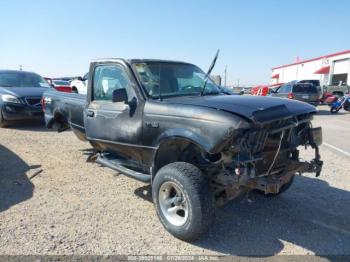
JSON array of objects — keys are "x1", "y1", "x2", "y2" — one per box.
[{"x1": 2, "y1": 94, "x2": 21, "y2": 104}]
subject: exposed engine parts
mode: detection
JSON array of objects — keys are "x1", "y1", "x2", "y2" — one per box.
[{"x1": 209, "y1": 115, "x2": 323, "y2": 205}]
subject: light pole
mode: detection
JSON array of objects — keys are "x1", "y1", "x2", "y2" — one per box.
[{"x1": 224, "y1": 65, "x2": 227, "y2": 87}]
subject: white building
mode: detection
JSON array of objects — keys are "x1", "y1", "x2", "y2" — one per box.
[{"x1": 270, "y1": 50, "x2": 350, "y2": 86}]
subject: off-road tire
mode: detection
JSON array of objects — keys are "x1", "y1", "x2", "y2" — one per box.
[
  {"x1": 0, "y1": 110, "x2": 8, "y2": 128},
  {"x1": 152, "y1": 162, "x2": 215, "y2": 242}
]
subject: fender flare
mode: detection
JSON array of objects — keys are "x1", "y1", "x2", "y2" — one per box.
[
  {"x1": 154, "y1": 128, "x2": 214, "y2": 153},
  {"x1": 150, "y1": 128, "x2": 217, "y2": 177}
]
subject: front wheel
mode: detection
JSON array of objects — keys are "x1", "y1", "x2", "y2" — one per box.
[
  {"x1": 152, "y1": 162, "x2": 215, "y2": 242},
  {"x1": 330, "y1": 107, "x2": 340, "y2": 113},
  {"x1": 0, "y1": 110, "x2": 9, "y2": 128}
]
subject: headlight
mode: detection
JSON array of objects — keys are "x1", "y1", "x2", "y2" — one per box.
[{"x1": 2, "y1": 94, "x2": 21, "y2": 104}]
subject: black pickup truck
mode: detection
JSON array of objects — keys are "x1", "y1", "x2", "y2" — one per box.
[{"x1": 42, "y1": 58, "x2": 323, "y2": 241}]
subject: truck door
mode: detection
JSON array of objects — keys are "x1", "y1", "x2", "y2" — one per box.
[{"x1": 84, "y1": 62, "x2": 145, "y2": 164}]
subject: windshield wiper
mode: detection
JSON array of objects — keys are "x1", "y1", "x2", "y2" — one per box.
[{"x1": 200, "y1": 49, "x2": 220, "y2": 96}]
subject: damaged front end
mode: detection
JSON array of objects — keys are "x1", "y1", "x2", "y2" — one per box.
[{"x1": 210, "y1": 113, "x2": 323, "y2": 205}]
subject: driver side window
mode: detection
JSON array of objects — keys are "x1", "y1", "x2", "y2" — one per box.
[{"x1": 93, "y1": 64, "x2": 131, "y2": 102}]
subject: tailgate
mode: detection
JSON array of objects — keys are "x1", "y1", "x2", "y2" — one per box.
[{"x1": 294, "y1": 92, "x2": 319, "y2": 102}]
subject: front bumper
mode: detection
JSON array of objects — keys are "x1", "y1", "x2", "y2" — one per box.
[{"x1": 1, "y1": 103, "x2": 44, "y2": 121}]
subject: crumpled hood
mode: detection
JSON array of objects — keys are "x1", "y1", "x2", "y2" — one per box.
[
  {"x1": 167, "y1": 95, "x2": 316, "y2": 123},
  {"x1": 0, "y1": 87, "x2": 48, "y2": 98}
]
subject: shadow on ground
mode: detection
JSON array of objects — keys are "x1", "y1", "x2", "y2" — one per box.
[
  {"x1": 135, "y1": 176, "x2": 350, "y2": 256},
  {"x1": 134, "y1": 185, "x2": 153, "y2": 203},
  {"x1": 0, "y1": 145, "x2": 36, "y2": 212},
  {"x1": 316, "y1": 108, "x2": 346, "y2": 116},
  {"x1": 6, "y1": 120, "x2": 53, "y2": 132}
]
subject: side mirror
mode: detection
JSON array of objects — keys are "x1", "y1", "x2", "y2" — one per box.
[
  {"x1": 77, "y1": 76, "x2": 83, "y2": 81},
  {"x1": 112, "y1": 88, "x2": 128, "y2": 103}
]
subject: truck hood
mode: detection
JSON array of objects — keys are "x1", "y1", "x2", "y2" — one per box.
[
  {"x1": 0, "y1": 87, "x2": 48, "y2": 98},
  {"x1": 167, "y1": 95, "x2": 316, "y2": 123}
]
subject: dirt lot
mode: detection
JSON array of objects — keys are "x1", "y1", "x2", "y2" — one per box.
[{"x1": 0, "y1": 106, "x2": 350, "y2": 257}]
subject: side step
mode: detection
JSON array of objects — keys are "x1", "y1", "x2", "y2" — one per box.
[{"x1": 96, "y1": 155, "x2": 151, "y2": 183}]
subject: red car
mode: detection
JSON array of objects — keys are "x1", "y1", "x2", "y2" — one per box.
[
  {"x1": 251, "y1": 85, "x2": 269, "y2": 96},
  {"x1": 45, "y1": 78, "x2": 72, "y2": 93}
]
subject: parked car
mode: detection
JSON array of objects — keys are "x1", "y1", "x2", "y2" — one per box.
[
  {"x1": 70, "y1": 73, "x2": 88, "y2": 94},
  {"x1": 0, "y1": 70, "x2": 50, "y2": 127},
  {"x1": 42, "y1": 58, "x2": 323, "y2": 241},
  {"x1": 45, "y1": 78, "x2": 72, "y2": 93},
  {"x1": 271, "y1": 82, "x2": 320, "y2": 105},
  {"x1": 51, "y1": 80, "x2": 72, "y2": 93},
  {"x1": 251, "y1": 85, "x2": 269, "y2": 96}
]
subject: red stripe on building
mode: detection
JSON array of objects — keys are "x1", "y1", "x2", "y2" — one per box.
[
  {"x1": 272, "y1": 49, "x2": 350, "y2": 70},
  {"x1": 314, "y1": 66, "x2": 330, "y2": 74}
]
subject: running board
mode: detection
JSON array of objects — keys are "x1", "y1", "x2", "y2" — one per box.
[{"x1": 96, "y1": 155, "x2": 151, "y2": 183}]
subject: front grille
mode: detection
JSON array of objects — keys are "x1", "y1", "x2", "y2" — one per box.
[
  {"x1": 240, "y1": 129, "x2": 269, "y2": 154},
  {"x1": 25, "y1": 97, "x2": 42, "y2": 107},
  {"x1": 235, "y1": 115, "x2": 312, "y2": 174}
]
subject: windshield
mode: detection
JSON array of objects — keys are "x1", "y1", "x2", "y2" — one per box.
[
  {"x1": 53, "y1": 80, "x2": 69, "y2": 86},
  {"x1": 0, "y1": 72, "x2": 50, "y2": 88},
  {"x1": 133, "y1": 62, "x2": 220, "y2": 98},
  {"x1": 293, "y1": 84, "x2": 318, "y2": 93}
]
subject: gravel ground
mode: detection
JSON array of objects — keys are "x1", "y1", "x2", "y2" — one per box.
[{"x1": 0, "y1": 108, "x2": 350, "y2": 257}]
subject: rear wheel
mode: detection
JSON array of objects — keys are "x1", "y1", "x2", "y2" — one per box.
[
  {"x1": 152, "y1": 162, "x2": 215, "y2": 241},
  {"x1": 71, "y1": 86, "x2": 78, "y2": 93}
]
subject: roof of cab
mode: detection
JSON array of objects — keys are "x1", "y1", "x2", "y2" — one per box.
[
  {"x1": 0, "y1": 69, "x2": 38, "y2": 75},
  {"x1": 91, "y1": 58, "x2": 193, "y2": 65}
]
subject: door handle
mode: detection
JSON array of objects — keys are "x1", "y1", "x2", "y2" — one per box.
[{"x1": 86, "y1": 110, "x2": 95, "y2": 117}]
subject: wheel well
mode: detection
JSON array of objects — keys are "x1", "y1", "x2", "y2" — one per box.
[
  {"x1": 71, "y1": 86, "x2": 78, "y2": 93},
  {"x1": 153, "y1": 139, "x2": 207, "y2": 177},
  {"x1": 51, "y1": 111, "x2": 68, "y2": 129}
]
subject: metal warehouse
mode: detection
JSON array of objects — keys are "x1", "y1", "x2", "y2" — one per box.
[{"x1": 270, "y1": 50, "x2": 350, "y2": 87}]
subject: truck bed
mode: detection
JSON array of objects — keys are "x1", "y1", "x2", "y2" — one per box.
[{"x1": 43, "y1": 89, "x2": 86, "y2": 140}]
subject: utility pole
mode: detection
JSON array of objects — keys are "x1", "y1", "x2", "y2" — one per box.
[{"x1": 224, "y1": 65, "x2": 227, "y2": 87}]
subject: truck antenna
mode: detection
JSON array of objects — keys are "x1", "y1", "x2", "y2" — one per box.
[{"x1": 201, "y1": 49, "x2": 220, "y2": 96}]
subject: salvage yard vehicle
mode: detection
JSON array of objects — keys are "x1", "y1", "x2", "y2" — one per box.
[
  {"x1": 70, "y1": 73, "x2": 88, "y2": 94},
  {"x1": 271, "y1": 81, "x2": 320, "y2": 106},
  {"x1": 0, "y1": 70, "x2": 50, "y2": 127},
  {"x1": 42, "y1": 58, "x2": 323, "y2": 241},
  {"x1": 51, "y1": 79, "x2": 72, "y2": 93}
]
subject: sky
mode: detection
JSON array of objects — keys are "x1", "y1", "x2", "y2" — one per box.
[{"x1": 0, "y1": 0, "x2": 349, "y2": 86}]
